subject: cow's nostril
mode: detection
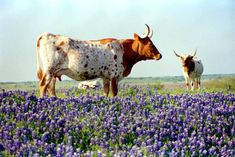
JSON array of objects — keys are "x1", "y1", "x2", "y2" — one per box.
[
  {"x1": 157, "y1": 54, "x2": 162, "y2": 60},
  {"x1": 153, "y1": 54, "x2": 162, "y2": 60}
]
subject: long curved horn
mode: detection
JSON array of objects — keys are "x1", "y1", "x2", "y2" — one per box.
[
  {"x1": 174, "y1": 50, "x2": 181, "y2": 58},
  {"x1": 193, "y1": 48, "x2": 197, "y2": 57},
  {"x1": 140, "y1": 24, "x2": 150, "y2": 38},
  {"x1": 147, "y1": 24, "x2": 153, "y2": 38}
]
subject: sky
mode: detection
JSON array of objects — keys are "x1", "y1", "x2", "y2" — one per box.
[{"x1": 0, "y1": 0, "x2": 235, "y2": 82}]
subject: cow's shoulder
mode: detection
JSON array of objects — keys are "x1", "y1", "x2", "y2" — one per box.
[
  {"x1": 106, "y1": 40, "x2": 123, "y2": 52},
  {"x1": 193, "y1": 57, "x2": 202, "y2": 63},
  {"x1": 89, "y1": 38, "x2": 123, "y2": 52}
]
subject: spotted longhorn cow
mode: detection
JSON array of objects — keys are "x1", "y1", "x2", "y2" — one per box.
[
  {"x1": 174, "y1": 49, "x2": 203, "y2": 90},
  {"x1": 36, "y1": 24, "x2": 162, "y2": 97}
]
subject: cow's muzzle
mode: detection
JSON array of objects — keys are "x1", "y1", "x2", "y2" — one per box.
[{"x1": 154, "y1": 54, "x2": 162, "y2": 60}]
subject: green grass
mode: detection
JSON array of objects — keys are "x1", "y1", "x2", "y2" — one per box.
[
  {"x1": 204, "y1": 77, "x2": 235, "y2": 91},
  {"x1": 1, "y1": 75, "x2": 235, "y2": 97}
]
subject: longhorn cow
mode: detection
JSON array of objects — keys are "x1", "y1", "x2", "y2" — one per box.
[
  {"x1": 36, "y1": 24, "x2": 162, "y2": 97},
  {"x1": 174, "y1": 49, "x2": 203, "y2": 90}
]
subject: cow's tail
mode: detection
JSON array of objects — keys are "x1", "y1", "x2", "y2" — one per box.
[{"x1": 36, "y1": 35, "x2": 43, "y2": 81}]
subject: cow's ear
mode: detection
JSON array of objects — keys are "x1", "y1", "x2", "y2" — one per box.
[{"x1": 134, "y1": 33, "x2": 140, "y2": 40}]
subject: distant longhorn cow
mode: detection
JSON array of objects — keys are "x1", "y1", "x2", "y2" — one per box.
[
  {"x1": 174, "y1": 49, "x2": 203, "y2": 90},
  {"x1": 36, "y1": 24, "x2": 162, "y2": 97}
]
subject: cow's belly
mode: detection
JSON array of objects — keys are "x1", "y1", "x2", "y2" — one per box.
[
  {"x1": 189, "y1": 71, "x2": 201, "y2": 80},
  {"x1": 64, "y1": 65, "x2": 123, "y2": 81},
  {"x1": 63, "y1": 51, "x2": 124, "y2": 81},
  {"x1": 63, "y1": 69, "x2": 99, "y2": 81}
]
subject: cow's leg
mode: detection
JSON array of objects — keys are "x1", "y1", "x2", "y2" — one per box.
[
  {"x1": 48, "y1": 77, "x2": 57, "y2": 97},
  {"x1": 191, "y1": 79, "x2": 195, "y2": 91},
  {"x1": 39, "y1": 73, "x2": 47, "y2": 97},
  {"x1": 195, "y1": 78, "x2": 198, "y2": 90},
  {"x1": 198, "y1": 78, "x2": 201, "y2": 90},
  {"x1": 39, "y1": 73, "x2": 52, "y2": 97},
  {"x1": 103, "y1": 78, "x2": 110, "y2": 97},
  {"x1": 185, "y1": 76, "x2": 190, "y2": 90},
  {"x1": 111, "y1": 77, "x2": 118, "y2": 97}
]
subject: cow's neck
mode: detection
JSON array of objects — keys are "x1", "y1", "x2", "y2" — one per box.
[
  {"x1": 121, "y1": 39, "x2": 144, "y2": 77},
  {"x1": 184, "y1": 60, "x2": 195, "y2": 75}
]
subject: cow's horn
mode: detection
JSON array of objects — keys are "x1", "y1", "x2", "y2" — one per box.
[
  {"x1": 140, "y1": 24, "x2": 150, "y2": 38},
  {"x1": 193, "y1": 48, "x2": 197, "y2": 57},
  {"x1": 174, "y1": 50, "x2": 181, "y2": 58},
  {"x1": 148, "y1": 25, "x2": 153, "y2": 38}
]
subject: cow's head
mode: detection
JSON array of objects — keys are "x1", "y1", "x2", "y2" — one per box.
[
  {"x1": 174, "y1": 49, "x2": 197, "y2": 67},
  {"x1": 132, "y1": 24, "x2": 162, "y2": 60}
]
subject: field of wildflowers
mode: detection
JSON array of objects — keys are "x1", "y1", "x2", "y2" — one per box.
[{"x1": 0, "y1": 85, "x2": 234, "y2": 156}]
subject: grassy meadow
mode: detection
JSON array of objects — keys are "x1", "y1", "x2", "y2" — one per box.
[{"x1": 1, "y1": 74, "x2": 235, "y2": 97}]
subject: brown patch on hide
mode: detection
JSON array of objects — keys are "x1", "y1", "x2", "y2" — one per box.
[
  {"x1": 37, "y1": 68, "x2": 43, "y2": 80},
  {"x1": 114, "y1": 55, "x2": 117, "y2": 61},
  {"x1": 100, "y1": 38, "x2": 117, "y2": 45},
  {"x1": 59, "y1": 41, "x2": 65, "y2": 46},
  {"x1": 56, "y1": 47, "x2": 61, "y2": 51},
  {"x1": 37, "y1": 36, "x2": 42, "y2": 47}
]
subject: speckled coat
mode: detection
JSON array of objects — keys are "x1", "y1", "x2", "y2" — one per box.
[
  {"x1": 37, "y1": 33, "x2": 124, "y2": 81},
  {"x1": 37, "y1": 28, "x2": 162, "y2": 97}
]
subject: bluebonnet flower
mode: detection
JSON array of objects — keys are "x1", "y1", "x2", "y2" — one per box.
[
  {"x1": 0, "y1": 90, "x2": 235, "y2": 156},
  {"x1": 41, "y1": 131, "x2": 50, "y2": 143}
]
